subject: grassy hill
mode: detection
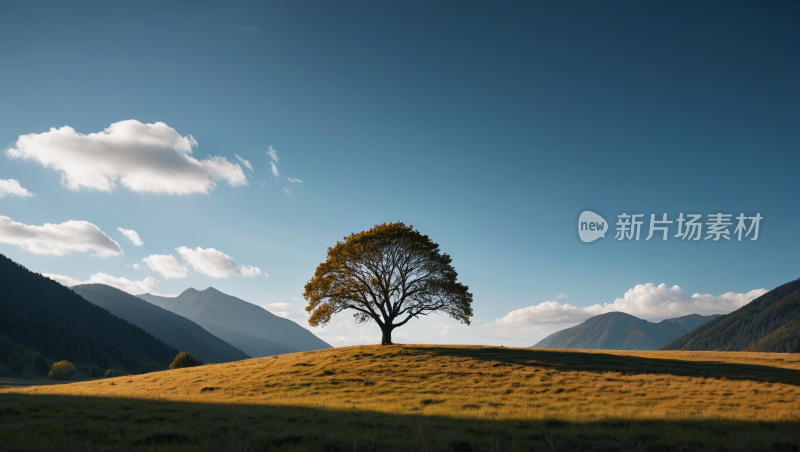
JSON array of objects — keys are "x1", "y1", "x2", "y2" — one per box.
[
  {"x1": 2, "y1": 345, "x2": 799, "y2": 450},
  {"x1": 663, "y1": 278, "x2": 800, "y2": 351}
]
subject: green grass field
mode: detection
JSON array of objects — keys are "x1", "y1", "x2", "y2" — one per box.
[{"x1": 2, "y1": 345, "x2": 799, "y2": 451}]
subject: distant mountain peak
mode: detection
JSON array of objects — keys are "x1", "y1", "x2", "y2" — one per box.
[{"x1": 533, "y1": 311, "x2": 721, "y2": 351}]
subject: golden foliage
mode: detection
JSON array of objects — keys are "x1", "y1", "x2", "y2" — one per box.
[
  {"x1": 303, "y1": 222, "x2": 473, "y2": 344},
  {"x1": 47, "y1": 360, "x2": 77, "y2": 380}
]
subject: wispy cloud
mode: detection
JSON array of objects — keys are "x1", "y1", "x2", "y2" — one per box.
[
  {"x1": 270, "y1": 162, "x2": 279, "y2": 180},
  {"x1": 235, "y1": 154, "x2": 253, "y2": 171},
  {"x1": 287, "y1": 177, "x2": 304, "y2": 183},
  {"x1": 117, "y1": 227, "x2": 143, "y2": 247},
  {"x1": 283, "y1": 187, "x2": 291, "y2": 194},
  {"x1": 143, "y1": 254, "x2": 188, "y2": 279},
  {"x1": 0, "y1": 215, "x2": 123, "y2": 256},
  {"x1": 0, "y1": 179, "x2": 34, "y2": 198},
  {"x1": 266, "y1": 146, "x2": 279, "y2": 162},
  {"x1": 7, "y1": 120, "x2": 247, "y2": 195},
  {"x1": 176, "y1": 246, "x2": 265, "y2": 278},
  {"x1": 44, "y1": 272, "x2": 159, "y2": 295}
]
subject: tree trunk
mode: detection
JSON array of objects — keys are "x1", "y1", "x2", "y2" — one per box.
[{"x1": 381, "y1": 326, "x2": 394, "y2": 345}]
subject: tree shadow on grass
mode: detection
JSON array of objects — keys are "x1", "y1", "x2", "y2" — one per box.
[
  {"x1": 0, "y1": 393, "x2": 799, "y2": 451},
  {"x1": 420, "y1": 346, "x2": 800, "y2": 385}
]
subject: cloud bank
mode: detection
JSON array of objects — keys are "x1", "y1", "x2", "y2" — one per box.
[
  {"x1": 176, "y1": 246, "x2": 263, "y2": 278},
  {"x1": 0, "y1": 179, "x2": 34, "y2": 198},
  {"x1": 0, "y1": 215, "x2": 123, "y2": 256},
  {"x1": 7, "y1": 120, "x2": 247, "y2": 195},
  {"x1": 143, "y1": 254, "x2": 188, "y2": 279},
  {"x1": 495, "y1": 283, "x2": 767, "y2": 326},
  {"x1": 117, "y1": 227, "x2": 143, "y2": 246},
  {"x1": 44, "y1": 272, "x2": 159, "y2": 295}
]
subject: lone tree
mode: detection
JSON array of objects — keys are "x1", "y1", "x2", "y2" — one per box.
[{"x1": 303, "y1": 222, "x2": 473, "y2": 345}]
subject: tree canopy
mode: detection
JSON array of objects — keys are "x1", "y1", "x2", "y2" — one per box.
[{"x1": 303, "y1": 222, "x2": 473, "y2": 345}]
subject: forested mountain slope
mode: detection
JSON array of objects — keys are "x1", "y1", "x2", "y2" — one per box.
[
  {"x1": 0, "y1": 254, "x2": 177, "y2": 372},
  {"x1": 662, "y1": 278, "x2": 800, "y2": 351}
]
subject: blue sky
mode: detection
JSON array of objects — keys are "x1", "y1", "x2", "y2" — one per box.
[{"x1": 0, "y1": 1, "x2": 797, "y2": 347}]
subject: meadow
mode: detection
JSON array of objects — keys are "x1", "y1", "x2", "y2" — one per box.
[{"x1": 1, "y1": 345, "x2": 799, "y2": 451}]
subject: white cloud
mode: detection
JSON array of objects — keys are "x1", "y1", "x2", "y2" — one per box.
[
  {"x1": 283, "y1": 187, "x2": 291, "y2": 194},
  {"x1": 0, "y1": 215, "x2": 123, "y2": 256},
  {"x1": 117, "y1": 227, "x2": 143, "y2": 246},
  {"x1": 495, "y1": 283, "x2": 768, "y2": 326},
  {"x1": 6, "y1": 120, "x2": 247, "y2": 195},
  {"x1": 266, "y1": 146, "x2": 279, "y2": 162},
  {"x1": 176, "y1": 246, "x2": 264, "y2": 278},
  {"x1": 270, "y1": 162, "x2": 279, "y2": 180},
  {"x1": 143, "y1": 254, "x2": 188, "y2": 279},
  {"x1": 44, "y1": 272, "x2": 159, "y2": 295},
  {"x1": 235, "y1": 154, "x2": 253, "y2": 171},
  {"x1": 132, "y1": 263, "x2": 141, "y2": 270},
  {"x1": 261, "y1": 180, "x2": 266, "y2": 188},
  {"x1": 555, "y1": 294, "x2": 568, "y2": 300},
  {"x1": 287, "y1": 177, "x2": 303, "y2": 183},
  {"x1": 0, "y1": 179, "x2": 34, "y2": 198}
]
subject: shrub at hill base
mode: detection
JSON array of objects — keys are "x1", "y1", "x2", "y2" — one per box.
[
  {"x1": 49, "y1": 361, "x2": 77, "y2": 380},
  {"x1": 169, "y1": 351, "x2": 203, "y2": 370}
]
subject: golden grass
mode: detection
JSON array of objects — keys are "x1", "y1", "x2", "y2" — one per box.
[
  {"x1": 1, "y1": 345, "x2": 800, "y2": 450},
  {"x1": 4, "y1": 345, "x2": 800, "y2": 422}
]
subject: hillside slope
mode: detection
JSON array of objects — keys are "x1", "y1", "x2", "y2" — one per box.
[
  {"x1": 139, "y1": 287, "x2": 330, "y2": 356},
  {"x1": 533, "y1": 312, "x2": 719, "y2": 350},
  {"x1": 73, "y1": 284, "x2": 247, "y2": 363},
  {"x1": 662, "y1": 279, "x2": 800, "y2": 351},
  {"x1": 4, "y1": 345, "x2": 800, "y2": 422},
  {"x1": 745, "y1": 312, "x2": 800, "y2": 353},
  {"x1": 0, "y1": 254, "x2": 177, "y2": 371}
]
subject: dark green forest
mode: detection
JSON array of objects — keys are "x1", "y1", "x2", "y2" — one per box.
[
  {"x1": 662, "y1": 278, "x2": 800, "y2": 352},
  {"x1": 0, "y1": 254, "x2": 177, "y2": 373},
  {"x1": 745, "y1": 311, "x2": 800, "y2": 353}
]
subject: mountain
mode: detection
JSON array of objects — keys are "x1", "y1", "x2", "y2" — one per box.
[
  {"x1": 72, "y1": 284, "x2": 247, "y2": 364},
  {"x1": 138, "y1": 287, "x2": 331, "y2": 356},
  {"x1": 745, "y1": 313, "x2": 800, "y2": 353},
  {"x1": 533, "y1": 311, "x2": 721, "y2": 350},
  {"x1": 663, "y1": 278, "x2": 800, "y2": 352},
  {"x1": 0, "y1": 254, "x2": 177, "y2": 372}
]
